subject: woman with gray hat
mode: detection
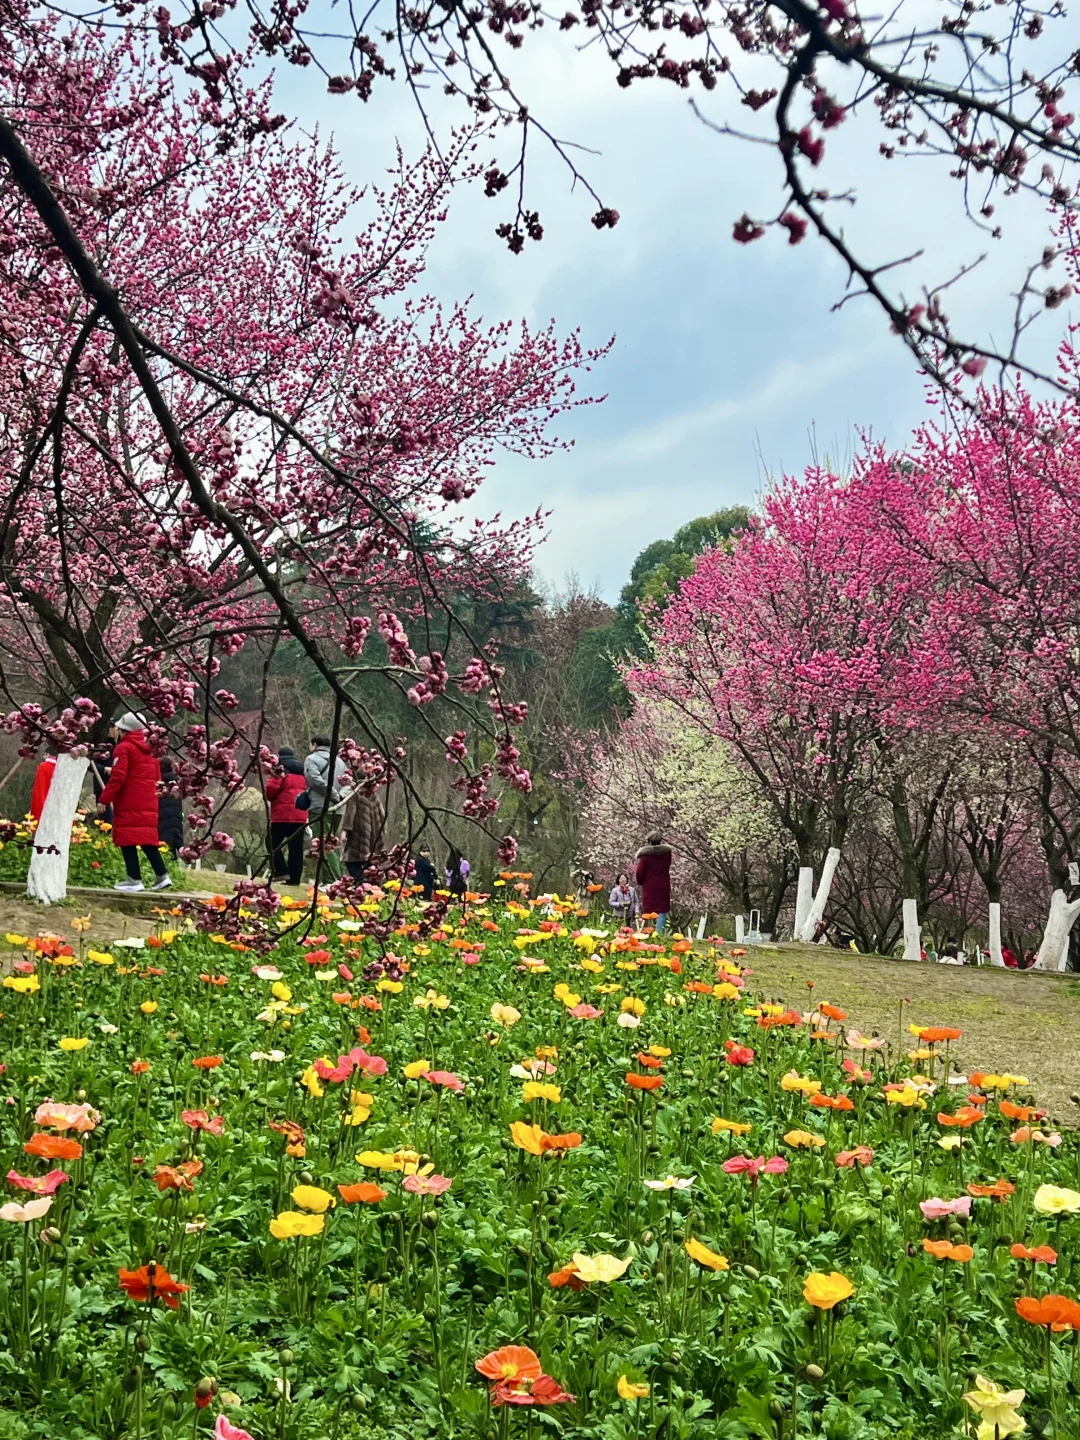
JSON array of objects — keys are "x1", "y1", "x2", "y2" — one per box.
[{"x1": 97, "y1": 712, "x2": 171, "y2": 892}]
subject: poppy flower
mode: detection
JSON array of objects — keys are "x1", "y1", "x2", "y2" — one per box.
[
  {"x1": 269, "y1": 1211, "x2": 324, "y2": 1239},
  {"x1": 423, "y1": 1069, "x2": 465, "y2": 1093},
  {"x1": 712, "y1": 1117, "x2": 752, "y2": 1136},
  {"x1": 1015, "y1": 1294, "x2": 1080, "y2": 1330},
  {"x1": 784, "y1": 1130, "x2": 825, "y2": 1149},
  {"x1": 118, "y1": 1262, "x2": 189, "y2": 1309},
  {"x1": 181, "y1": 1110, "x2": 225, "y2": 1136},
  {"x1": 781, "y1": 1071, "x2": 822, "y2": 1095},
  {"x1": 306, "y1": 949, "x2": 332, "y2": 965},
  {"x1": 1000, "y1": 1099, "x2": 1045, "y2": 1122},
  {"x1": 269, "y1": 1118, "x2": 306, "y2": 1146},
  {"x1": 570, "y1": 1251, "x2": 631, "y2": 1282},
  {"x1": 803, "y1": 1271, "x2": 854, "y2": 1308},
  {"x1": 291, "y1": 1184, "x2": 336, "y2": 1213},
  {"x1": 522, "y1": 1081, "x2": 562, "y2": 1103},
  {"x1": 626, "y1": 1073, "x2": 663, "y2": 1091},
  {"x1": 569, "y1": 1002, "x2": 604, "y2": 1020},
  {"x1": 34, "y1": 1101, "x2": 100, "y2": 1133},
  {"x1": 549, "y1": 1263, "x2": 586, "y2": 1290},
  {"x1": 24, "y1": 1134, "x2": 82, "y2": 1161},
  {"x1": 961, "y1": 1376, "x2": 1026, "y2": 1440},
  {"x1": 492, "y1": 1374, "x2": 575, "y2": 1407},
  {"x1": 835, "y1": 1146, "x2": 874, "y2": 1167},
  {"x1": 403, "y1": 1173, "x2": 453, "y2": 1195},
  {"x1": 809, "y1": 1093, "x2": 855, "y2": 1111},
  {"x1": 6, "y1": 1168, "x2": 68, "y2": 1195},
  {"x1": 1011, "y1": 1243, "x2": 1057, "y2": 1264},
  {"x1": 684, "y1": 981, "x2": 713, "y2": 996},
  {"x1": 723, "y1": 1155, "x2": 788, "y2": 1178},
  {"x1": 192, "y1": 1056, "x2": 223, "y2": 1070},
  {"x1": 937, "y1": 1107, "x2": 983, "y2": 1129},
  {"x1": 684, "y1": 1237, "x2": 729, "y2": 1270},
  {"x1": 920, "y1": 1196, "x2": 972, "y2": 1220},
  {"x1": 1033, "y1": 1184, "x2": 1080, "y2": 1215},
  {"x1": 617, "y1": 1376, "x2": 650, "y2": 1401},
  {"x1": 922, "y1": 1239, "x2": 973, "y2": 1261},
  {"x1": 819, "y1": 1003, "x2": 847, "y2": 1021},
  {"x1": 338, "y1": 1182, "x2": 387, "y2": 1203},
  {"x1": 153, "y1": 1159, "x2": 204, "y2": 1193},
  {"x1": 920, "y1": 1026, "x2": 962, "y2": 1043},
  {"x1": 131, "y1": 1060, "x2": 150, "y2": 1075},
  {"x1": 0, "y1": 1196, "x2": 53, "y2": 1223},
  {"x1": 476, "y1": 1346, "x2": 543, "y2": 1384},
  {"x1": 215, "y1": 1418, "x2": 256, "y2": 1440},
  {"x1": 635, "y1": 1053, "x2": 665, "y2": 1069},
  {"x1": 724, "y1": 1042, "x2": 755, "y2": 1066}
]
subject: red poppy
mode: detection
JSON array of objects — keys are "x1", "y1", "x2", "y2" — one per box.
[
  {"x1": 493, "y1": 1374, "x2": 575, "y2": 1407},
  {"x1": 724, "y1": 1043, "x2": 755, "y2": 1067},
  {"x1": 192, "y1": 1056, "x2": 223, "y2": 1070},
  {"x1": 1011, "y1": 1243, "x2": 1057, "y2": 1264},
  {"x1": 153, "y1": 1159, "x2": 204, "y2": 1192},
  {"x1": 626, "y1": 1073, "x2": 663, "y2": 1091},
  {"x1": 24, "y1": 1134, "x2": 82, "y2": 1160},
  {"x1": 306, "y1": 949, "x2": 333, "y2": 966},
  {"x1": 181, "y1": 1110, "x2": 225, "y2": 1136},
  {"x1": 423, "y1": 1069, "x2": 466, "y2": 1093},
  {"x1": 118, "y1": 1262, "x2": 189, "y2": 1309},
  {"x1": 476, "y1": 1346, "x2": 543, "y2": 1383},
  {"x1": 549, "y1": 1263, "x2": 586, "y2": 1290},
  {"x1": 635, "y1": 1053, "x2": 665, "y2": 1069}
]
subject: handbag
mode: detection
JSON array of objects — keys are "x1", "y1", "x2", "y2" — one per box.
[{"x1": 294, "y1": 789, "x2": 311, "y2": 812}]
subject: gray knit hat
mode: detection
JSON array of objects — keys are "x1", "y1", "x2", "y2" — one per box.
[{"x1": 114, "y1": 711, "x2": 147, "y2": 733}]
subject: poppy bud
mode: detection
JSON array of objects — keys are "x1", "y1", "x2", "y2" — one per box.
[
  {"x1": 162, "y1": 1395, "x2": 178, "y2": 1420},
  {"x1": 643, "y1": 1230, "x2": 654, "y2": 1246},
  {"x1": 135, "y1": 1334, "x2": 151, "y2": 1353},
  {"x1": 423, "y1": 1303, "x2": 438, "y2": 1322},
  {"x1": 122, "y1": 1368, "x2": 141, "y2": 1394},
  {"x1": 194, "y1": 1378, "x2": 216, "y2": 1408},
  {"x1": 768, "y1": 1400, "x2": 785, "y2": 1420},
  {"x1": 298, "y1": 1172, "x2": 314, "y2": 1185},
  {"x1": 805, "y1": 1365, "x2": 824, "y2": 1381},
  {"x1": 743, "y1": 1265, "x2": 761, "y2": 1281},
  {"x1": 279, "y1": 1350, "x2": 295, "y2": 1367},
  {"x1": 421, "y1": 1209, "x2": 439, "y2": 1229},
  {"x1": 352, "y1": 1393, "x2": 368, "y2": 1410},
  {"x1": 777, "y1": 1188, "x2": 791, "y2": 1203},
  {"x1": 77, "y1": 1089, "x2": 87, "y2": 1100}
]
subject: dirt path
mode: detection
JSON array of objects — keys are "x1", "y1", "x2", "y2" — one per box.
[{"x1": 733, "y1": 942, "x2": 1080, "y2": 1127}]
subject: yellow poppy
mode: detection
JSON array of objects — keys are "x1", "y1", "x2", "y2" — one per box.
[
  {"x1": 711, "y1": 1117, "x2": 752, "y2": 1136},
  {"x1": 620, "y1": 997, "x2": 646, "y2": 1017},
  {"x1": 403, "y1": 1059, "x2": 431, "y2": 1079},
  {"x1": 572, "y1": 1251, "x2": 631, "y2": 1282},
  {"x1": 617, "y1": 1376, "x2": 650, "y2": 1401},
  {"x1": 784, "y1": 1130, "x2": 826, "y2": 1149},
  {"x1": 803, "y1": 1271, "x2": 854, "y2": 1309},
  {"x1": 139, "y1": 1000, "x2": 158, "y2": 1015},
  {"x1": 522, "y1": 1082, "x2": 561, "y2": 1104},
  {"x1": 684, "y1": 1237, "x2": 729, "y2": 1271},
  {"x1": 3, "y1": 975, "x2": 40, "y2": 995},
  {"x1": 269, "y1": 1210, "x2": 324, "y2": 1239},
  {"x1": 291, "y1": 1184, "x2": 336, "y2": 1213},
  {"x1": 58, "y1": 1038, "x2": 89, "y2": 1052}
]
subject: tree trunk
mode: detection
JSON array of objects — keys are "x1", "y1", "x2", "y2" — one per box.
[
  {"x1": 26, "y1": 754, "x2": 89, "y2": 904},
  {"x1": 987, "y1": 901, "x2": 1004, "y2": 966},
  {"x1": 792, "y1": 866, "x2": 814, "y2": 941},
  {"x1": 797, "y1": 847, "x2": 841, "y2": 942},
  {"x1": 1033, "y1": 888, "x2": 1080, "y2": 971},
  {"x1": 901, "y1": 897, "x2": 921, "y2": 961}
]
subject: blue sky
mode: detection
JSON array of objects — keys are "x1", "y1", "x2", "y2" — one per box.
[{"x1": 275, "y1": 31, "x2": 1070, "y2": 600}]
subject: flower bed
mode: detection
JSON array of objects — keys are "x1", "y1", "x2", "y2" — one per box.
[
  {"x1": 0, "y1": 885, "x2": 1075, "y2": 1440},
  {"x1": 0, "y1": 814, "x2": 183, "y2": 888}
]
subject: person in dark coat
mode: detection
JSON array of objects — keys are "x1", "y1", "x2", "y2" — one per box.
[
  {"x1": 157, "y1": 759, "x2": 185, "y2": 859},
  {"x1": 266, "y1": 745, "x2": 308, "y2": 885},
  {"x1": 90, "y1": 744, "x2": 114, "y2": 823},
  {"x1": 445, "y1": 848, "x2": 470, "y2": 897},
  {"x1": 634, "y1": 832, "x2": 673, "y2": 935},
  {"x1": 341, "y1": 788, "x2": 383, "y2": 881},
  {"x1": 97, "y1": 712, "x2": 169, "y2": 892},
  {"x1": 413, "y1": 844, "x2": 437, "y2": 901}
]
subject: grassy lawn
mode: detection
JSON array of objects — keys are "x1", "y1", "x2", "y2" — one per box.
[{"x1": 730, "y1": 941, "x2": 1080, "y2": 1126}]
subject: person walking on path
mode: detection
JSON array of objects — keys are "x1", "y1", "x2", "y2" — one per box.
[
  {"x1": 342, "y1": 787, "x2": 383, "y2": 881},
  {"x1": 635, "y1": 832, "x2": 672, "y2": 935},
  {"x1": 29, "y1": 747, "x2": 57, "y2": 822},
  {"x1": 266, "y1": 745, "x2": 308, "y2": 885},
  {"x1": 97, "y1": 712, "x2": 171, "y2": 892},
  {"x1": 157, "y1": 759, "x2": 185, "y2": 859},
  {"x1": 445, "y1": 847, "x2": 470, "y2": 897},
  {"x1": 304, "y1": 735, "x2": 348, "y2": 880},
  {"x1": 609, "y1": 871, "x2": 635, "y2": 927},
  {"x1": 413, "y1": 844, "x2": 437, "y2": 900}
]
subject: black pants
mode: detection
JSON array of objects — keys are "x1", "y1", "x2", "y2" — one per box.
[
  {"x1": 121, "y1": 844, "x2": 168, "y2": 881},
  {"x1": 270, "y1": 822, "x2": 306, "y2": 885},
  {"x1": 345, "y1": 859, "x2": 366, "y2": 881}
]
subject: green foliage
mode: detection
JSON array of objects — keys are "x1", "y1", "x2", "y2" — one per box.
[{"x1": 0, "y1": 815, "x2": 182, "y2": 888}]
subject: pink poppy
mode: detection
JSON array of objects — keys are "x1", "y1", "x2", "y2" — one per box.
[
  {"x1": 12, "y1": 960, "x2": 37, "y2": 975},
  {"x1": 423, "y1": 1069, "x2": 466, "y2": 1093},
  {"x1": 568, "y1": 1003, "x2": 604, "y2": 1020},
  {"x1": 723, "y1": 1040, "x2": 755, "y2": 1066},
  {"x1": 402, "y1": 1173, "x2": 453, "y2": 1195},
  {"x1": 845, "y1": 1028, "x2": 887, "y2": 1051},
  {"x1": 181, "y1": 1110, "x2": 225, "y2": 1136},
  {"x1": 34, "y1": 1101, "x2": 100, "y2": 1133},
  {"x1": 338, "y1": 962, "x2": 354, "y2": 982},
  {"x1": 314, "y1": 1055, "x2": 354, "y2": 1084},
  {"x1": 215, "y1": 1414, "x2": 256, "y2": 1440},
  {"x1": 835, "y1": 1147, "x2": 874, "y2": 1168},
  {"x1": 6, "y1": 1168, "x2": 69, "y2": 1194},
  {"x1": 722, "y1": 1155, "x2": 788, "y2": 1178},
  {"x1": 462, "y1": 953, "x2": 482, "y2": 965},
  {"x1": 919, "y1": 1196, "x2": 972, "y2": 1221},
  {"x1": 841, "y1": 1058, "x2": 872, "y2": 1083},
  {"x1": 350, "y1": 1047, "x2": 389, "y2": 1077}
]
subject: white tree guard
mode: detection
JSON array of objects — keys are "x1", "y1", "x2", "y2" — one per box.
[
  {"x1": 793, "y1": 866, "x2": 814, "y2": 942},
  {"x1": 988, "y1": 902, "x2": 1004, "y2": 966},
  {"x1": 797, "y1": 847, "x2": 841, "y2": 943},
  {"x1": 901, "y1": 897, "x2": 921, "y2": 961},
  {"x1": 26, "y1": 754, "x2": 89, "y2": 904},
  {"x1": 734, "y1": 914, "x2": 745, "y2": 943},
  {"x1": 1033, "y1": 888, "x2": 1080, "y2": 971}
]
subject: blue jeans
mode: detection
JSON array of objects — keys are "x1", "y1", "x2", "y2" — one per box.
[{"x1": 655, "y1": 913, "x2": 668, "y2": 935}]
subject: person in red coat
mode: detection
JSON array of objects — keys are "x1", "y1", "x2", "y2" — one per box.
[
  {"x1": 97, "y1": 712, "x2": 171, "y2": 892},
  {"x1": 635, "y1": 832, "x2": 673, "y2": 935},
  {"x1": 266, "y1": 745, "x2": 309, "y2": 885},
  {"x1": 29, "y1": 751, "x2": 57, "y2": 822}
]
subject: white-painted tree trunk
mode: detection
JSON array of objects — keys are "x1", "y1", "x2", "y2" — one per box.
[
  {"x1": 899, "y1": 898, "x2": 921, "y2": 961},
  {"x1": 793, "y1": 866, "x2": 814, "y2": 942},
  {"x1": 26, "y1": 754, "x2": 89, "y2": 904},
  {"x1": 797, "y1": 847, "x2": 841, "y2": 942},
  {"x1": 988, "y1": 902, "x2": 1004, "y2": 966},
  {"x1": 734, "y1": 914, "x2": 745, "y2": 943},
  {"x1": 1033, "y1": 888, "x2": 1080, "y2": 971}
]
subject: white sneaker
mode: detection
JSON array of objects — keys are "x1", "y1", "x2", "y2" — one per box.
[
  {"x1": 114, "y1": 879, "x2": 145, "y2": 892},
  {"x1": 152, "y1": 875, "x2": 172, "y2": 891}
]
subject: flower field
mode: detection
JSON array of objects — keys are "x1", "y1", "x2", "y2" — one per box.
[
  {"x1": 0, "y1": 883, "x2": 1077, "y2": 1440},
  {"x1": 0, "y1": 816, "x2": 183, "y2": 889}
]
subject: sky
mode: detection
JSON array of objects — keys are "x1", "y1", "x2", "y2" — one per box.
[{"x1": 274, "y1": 22, "x2": 1074, "y2": 601}]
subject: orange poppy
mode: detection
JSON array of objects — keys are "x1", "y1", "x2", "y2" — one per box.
[
  {"x1": 758, "y1": 1010, "x2": 801, "y2": 1029},
  {"x1": 921, "y1": 1026, "x2": 962, "y2": 1043},
  {"x1": 809, "y1": 1094, "x2": 855, "y2": 1111},
  {"x1": 1011, "y1": 1243, "x2": 1057, "y2": 1264},
  {"x1": 820, "y1": 1004, "x2": 847, "y2": 1021},
  {"x1": 269, "y1": 1118, "x2": 306, "y2": 1145},
  {"x1": 1000, "y1": 1099, "x2": 1045, "y2": 1123},
  {"x1": 192, "y1": 1056, "x2": 223, "y2": 1070},
  {"x1": 635, "y1": 1053, "x2": 665, "y2": 1069},
  {"x1": 684, "y1": 981, "x2": 713, "y2": 995},
  {"x1": 1016, "y1": 1294, "x2": 1080, "y2": 1330},
  {"x1": 965, "y1": 1093, "x2": 988, "y2": 1107},
  {"x1": 586, "y1": 884, "x2": 603, "y2": 893},
  {"x1": 359, "y1": 997, "x2": 382, "y2": 1012},
  {"x1": 153, "y1": 1159, "x2": 203, "y2": 1192},
  {"x1": 967, "y1": 1178, "x2": 1015, "y2": 1200},
  {"x1": 476, "y1": 1346, "x2": 544, "y2": 1382},
  {"x1": 937, "y1": 1107, "x2": 983, "y2": 1129},
  {"x1": 24, "y1": 1134, "x2": 82, "y2": 1160},
  {"x1": 131, "y1": 1060, "x2": 150, "y2": 1076},
  {"x1": 548, "y1": 1264, "x2": 585, "y2": 1291},
  {"x1": 118, "y1": 1262, "x2": 189, "y2": 1309},
  {"x1": 338, "y1": 1182, "x2": 388, "y2": 1204},
  {"x1": 626, "y1": 1073, "x2": 663, "y2": 1091},
  {"x1": 922, "y1": 1239, "x2": 973, "y2": 1262}
]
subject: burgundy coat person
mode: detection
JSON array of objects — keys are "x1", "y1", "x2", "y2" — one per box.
[
  {"x1": 266, "y1": 770, "x2": 308, "y2": 823},
  {"x1": 98, "y1": 729, "x2": 161, "y2": 847},
  {"x1": 635, "y1": 837, "x2": 673, "y2": 915}
]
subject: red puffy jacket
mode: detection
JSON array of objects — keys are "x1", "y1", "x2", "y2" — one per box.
[
  {"x1": 30, "y1": 757, "x2": 56, "y2": 822},
  {"x1": 266, "y1": 770, "x2": 309, "y2": 823},
  {"x1": 635, "y1": 844, "x2": 672, "y2": 915},
  {"x1": 98, "y1": 731, "x2": 161, "y2": 847}
]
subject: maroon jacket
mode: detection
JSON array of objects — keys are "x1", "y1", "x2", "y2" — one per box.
[
  {"x1": 98, "y1": 731, "x2": 161, "y2": 847},
  {"x1": 635, "y1": 844, "x2": 672, "y2": 915},
  {"x1": 266, "y1": 770, "x2": 308, "y2": 823}
]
